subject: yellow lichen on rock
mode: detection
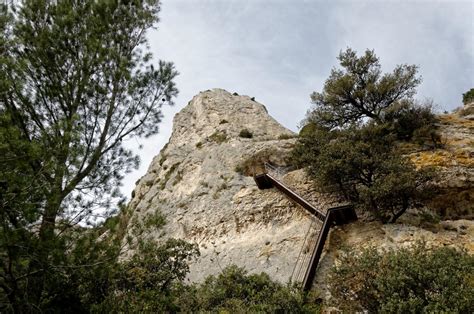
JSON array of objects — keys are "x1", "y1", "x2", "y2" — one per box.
[
  {"x1": 410, "y1": 149, "x2": 473, "y2": 168},
  {"x1": 409, "y1": 112, "x2": 473, "y2": 169}
]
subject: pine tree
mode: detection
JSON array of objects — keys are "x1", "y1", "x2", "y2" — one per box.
[{"x1": 0, "y1": 0, "x2": 178, "y2": 310}]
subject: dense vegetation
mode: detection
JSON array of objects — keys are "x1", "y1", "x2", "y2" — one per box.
[
  {"x1": 463, "y1": 88, "x2": 474, "y2": 104},
  {"x1": 0, "y1": 1, "x2": 470, "y2": 312},
  {"x1": 0, "y1": 0, "x2": 180, "y2": 310},
  {"x1": 328, "y1": 243, "x2": 474, "y2": 312},
  {"x1": 293, "y1": 48, "x2": 439, "y2": 223},
  {"x1": 0, "y1": 1, "x2": 312, "y2": 312},
  {"x1": 176, "y1": 266, "x2": 319, "y2": 313}
]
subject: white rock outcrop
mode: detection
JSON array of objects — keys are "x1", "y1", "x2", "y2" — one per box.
[
  {"x1": 126, "y1": 89, "x2": 473, "y2": 288},
  {"x1": 127, "y1": 89, "x2": 333, "y2": 283}
]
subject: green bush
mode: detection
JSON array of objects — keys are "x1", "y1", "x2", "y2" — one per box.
[
  {"x1": 178, "y1": 265, "x2": 320, "y2": 313},
  {"x1": 328, "y1": 243, "x2": 474, "y2": 313},
  {"x1": 463, "y1": 88, "x2": 474, "y2": 104},
  {"x1": 383, "y1": 100, "x2": 440, "y2": 146},
  {"x1": 235, "y1": 148, "x2": 283, "y2": 176},
  {"x1": 93, "y1": 239, "x2": 199, "y2": 313},
  {"x1": 209, "y1": 131, "x2": 228, "y2": 143},
  {"x1": 239, "y1": 128, "x2": 253, "y2": 138},
  {"x1": 292, "y1": 124, "x2": 436, "y2": 223},
  {"x1": 278, "y1": 133, "x2": 295, "y2": 140}
]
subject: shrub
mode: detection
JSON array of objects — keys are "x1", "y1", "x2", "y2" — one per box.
[
  {"x1": 195, "y1": 142, "x2": 202, "y2": 149},
  {"x1": 278, "y1": 133, "x2": 294, "y2": 140},
  {"x1": 463, "y1": 88, "x2": 474, "y2": 104},
  {"x1": 235, "y1": 148, "x2": 283, "y2": 176},
  {"x1": 209, "y1": 131, "x2": 228, "y2": 143},
  {"x1": 239, "y1": 128, "x2": 253, "y2": 138},
  {"x1": 219, "y1": 119, "x2": 228, "y2": 124},
  {"x1": 234, "y1": 164, "x2": 244, "y2": 174},
  {"x1": 160, "y1": 162, "x2": 180, "y2": 189},
  {"x1": 94, "y1": 239, "x2": 199, "y2": 313},
  {"x1": 178, "y1": 265, "x2": 320, "y2": 313},
  {"x1": 383, "y1": 100, "x2": 440, "y2": 146},
  {"x1": 328, "y1": 243, "x2": 474, "y2": 313},
  {"x1": 293, "y1": 124, "x2": 436, "y2": 223}
]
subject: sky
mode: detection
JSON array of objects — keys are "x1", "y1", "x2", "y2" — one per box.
[{"x1": 121, "y1": 0, "x2": 474, "y2": 200}]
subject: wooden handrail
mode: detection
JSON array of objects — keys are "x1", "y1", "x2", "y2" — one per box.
[
  {"x1": 254, "y1": 172, "x2": 357, "y2": 291},
  {"x1": 265, "y1": 173, "x2": 326, "y2": 222}
]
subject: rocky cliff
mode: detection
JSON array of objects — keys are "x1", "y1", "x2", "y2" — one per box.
[{"x1": 126, "y1": 89, "x2": 473, "y2": 289}]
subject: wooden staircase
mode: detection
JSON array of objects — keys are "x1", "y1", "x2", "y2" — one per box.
[{"x1": 254, "y1": 170, "x2": 357, "y2": 291}]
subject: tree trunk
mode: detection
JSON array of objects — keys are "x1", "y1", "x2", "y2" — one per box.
[
  {"x1": 390, "y1": 199, "x2": 409, "y2": 223},
  {"x1": 27, "y1": 195, "x2": 62, "y2": 308}
]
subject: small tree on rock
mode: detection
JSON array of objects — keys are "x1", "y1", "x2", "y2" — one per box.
[
  {"x1": 308, "y1": 48, "x2": 421, "y2": 129},
  {"x1": 294, "y1": 48, "x2": 438, "y2": 223},
  {"x1": 293, "y1": 124, "x2": 435, "y2": 223}
]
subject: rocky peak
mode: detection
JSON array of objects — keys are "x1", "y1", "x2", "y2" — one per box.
[
  {"x1": 169, "y1": 88, "x2": 293, "y2": 147},
  {"x1": 126, "y1": 89, "x2": 306, "y2": 283},
  {"x1": 125, "y1": 89, "x2": 473, "y2": 289}
]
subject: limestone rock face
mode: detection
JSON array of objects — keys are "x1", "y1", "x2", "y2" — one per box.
[
  {"x1": 126, "y1": 89, "x2": 473, "y2": 287},
  {"x1": 127, "y1": 89, "x2": 328, "y2": 283},
  {"x1": 409, "y1": 111, "x2": 474, "y2": 219},
  {"x1": 313, "y1": 219, "x2": 474, "y2": 299}
]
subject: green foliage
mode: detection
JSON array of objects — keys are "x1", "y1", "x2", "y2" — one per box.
[
  {"x1": 239, "y1": 128, "x2": 253, "y2": 138},
  {"x1": 308, "y1": 48, "x2": 421, "y2": 129},
  {"x1": 294, "y1": 48, "x2": 439, "y2": 223},
  {"x1": 463, "y1": 88, "x2": 474, "y2": 104},
  {"x1": 384, "y1": 100, "x2": 440, "y2": 146},
  {"x1": 234, "y1": 164, "x2": 244, "y2": 174},
  {"x1": 304, "y1": 48, "x2": 438, "y2": 145},
  {"x1": 160, "y1": 162, "x2": 180, "y2": 189},
  {"x1": 195, "y1": 141, "x2": 203, "y2": 148},
  {"x1": 328, "y1": 243, "x2": 474, "y2": 313},
  {"x1": 235, "y1": 148, "x2": 283, "y2": 176},
  {"x1": 95, "y1": 239, "x2": 199, "y2": 313},
  {"x1": 0, "y1": 0, "x2": 178, "y2": 310},
  {"x1": 278, "y1": 133, "x2": 295, "y2": 140},
  {"x1": 293, "y1": 124, "x2": 436, "y2": 223},
  {"x1": 0, "y1": 204, "x2": 198, "y2": 312},
  {"x1": 209, "y1": 130, "x2": 228, "y2": 143},
  {"x1": 142, "y1": 211, "x2": 166, "y2": 230},
  {"x1": 178, "y1": 265, "x2": 320, "y2": 313}
]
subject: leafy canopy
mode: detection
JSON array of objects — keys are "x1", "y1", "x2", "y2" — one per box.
[
  {"x1": 0, "y1": 0, "x2": 178, "y2": 310},
  {"x1": 294, "y1": 48, "x2": 438, "y2": 223},
  {"x1": 329, "y1": 243, "x2": 474, "y2": 313},
  {"x1": 293, "y1": 123, "x2": 435, "y2": 223},
  {"x1": 463, "y1": 88, "x2": 474, "y2": 104},
  {"x1": 308, "y1": 48, "x2": 421, "y2": 129}
]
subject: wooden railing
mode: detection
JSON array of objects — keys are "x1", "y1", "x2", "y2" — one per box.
[{"x1": 254, "y1": 170, "x2": 357, "y2": 291}]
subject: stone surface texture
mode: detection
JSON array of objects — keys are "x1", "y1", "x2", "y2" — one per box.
[{"x1": 126, "y1": 89, "x2": 473, "y2": 289}]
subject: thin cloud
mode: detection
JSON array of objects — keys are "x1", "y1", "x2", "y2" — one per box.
[{"x1": 122, "y1": 0, "x2": 473, "y2": 199}]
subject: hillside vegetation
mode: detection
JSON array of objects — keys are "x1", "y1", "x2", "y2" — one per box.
[{"x1": 1, "y1": 0, "x2": 472, "y2": 312}]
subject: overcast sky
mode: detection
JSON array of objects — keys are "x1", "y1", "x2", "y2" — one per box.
[{"x1": 121, "y1": 0, "x2": 474, "y2": 199}]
